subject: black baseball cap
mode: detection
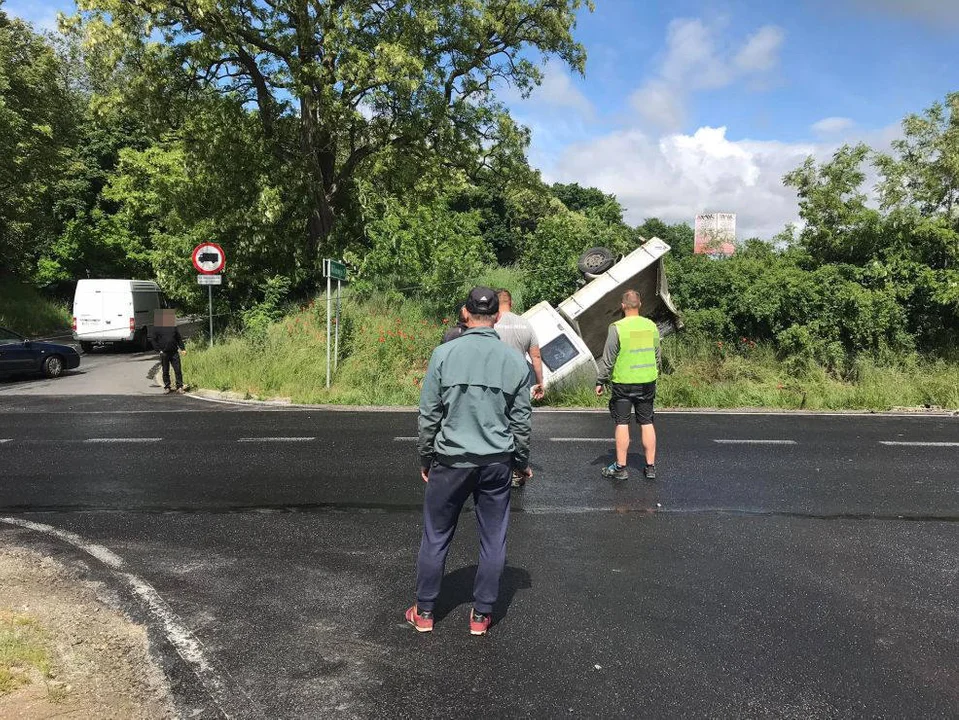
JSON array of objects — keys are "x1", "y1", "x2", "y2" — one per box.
[{"x1": 465, "y1": 286, "x2": 499, "y2": 315}]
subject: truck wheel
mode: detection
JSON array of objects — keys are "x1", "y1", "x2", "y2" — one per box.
[
  {"x1": 79, "y1": 341, "x2": 93, "y2": 353},
  {"x1": 578, "y1": 247, "x2": 615, "y2": 276},
  {"x1": 42, "y1": 355, "x2": 64, "y2": 378}
]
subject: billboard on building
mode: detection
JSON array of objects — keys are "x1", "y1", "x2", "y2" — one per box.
[{"x1": 694, "y1": 213, "x2": 736, "y2": 256}]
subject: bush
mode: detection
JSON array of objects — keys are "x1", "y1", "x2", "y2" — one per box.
[{"x1": 345, "y1": 197, "x2": 493, "y2": 314}]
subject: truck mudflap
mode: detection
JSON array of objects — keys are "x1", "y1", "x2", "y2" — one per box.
[{"x1": 557, "y1": 237, "x2": 683, "y2": 359}]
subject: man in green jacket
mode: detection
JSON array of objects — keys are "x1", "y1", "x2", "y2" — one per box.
[
  {"x1": 406, "y1": 286, "x2": 533, "y2": 636},
  {"x1": 595, "y1": 289, "x2": 660, "y2": 480}
]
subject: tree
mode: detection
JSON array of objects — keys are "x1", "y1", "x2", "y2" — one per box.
[
  {"x1": 0, "y1": 7, "x2": 81, "y2": 275},
  {"x1": 76, "y1": 0, "x2": 590, "y2": 271},
  {"x1": 877, "y1": 92, "x2": 959, "y2": 220}
]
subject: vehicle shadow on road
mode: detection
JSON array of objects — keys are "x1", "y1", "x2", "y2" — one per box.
[{"x1": 432, "y1": 565, "x2": 532, "y2": 626}]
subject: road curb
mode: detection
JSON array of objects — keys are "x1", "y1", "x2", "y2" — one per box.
[{"x1": 186, "y1": 389, "x2": 958, "y2": 417}]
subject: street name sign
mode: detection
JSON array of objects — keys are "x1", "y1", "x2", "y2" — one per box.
[{"x1": 324, "y1": 259, "x2": 348, "y2": 281}]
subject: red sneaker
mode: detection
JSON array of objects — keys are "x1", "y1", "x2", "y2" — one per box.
[
  {"x1": 405, "y1": 605, "x2": 434, "y2": 633},
  {"x1": 469, "y1": 609, "x2": 491, "y2": 636}
]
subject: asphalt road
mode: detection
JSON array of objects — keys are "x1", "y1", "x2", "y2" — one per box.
[
  {"x1": 0, "y1": 318, "x2": 202, "y2": 395},
  {"x1": 1, "y1": 395, "x2": 957, "y2": 718}
]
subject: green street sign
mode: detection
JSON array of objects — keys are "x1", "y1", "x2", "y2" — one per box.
[{"x1": 325, "y1": 259, "x2": 348, "y2": 281}]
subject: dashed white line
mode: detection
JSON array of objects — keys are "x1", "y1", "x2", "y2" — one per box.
[
  {"x1": 83, "y1": 437, "x2": 163, "y2": 444},
  {"x1": 713, "y1": 439, "x2": 798, "y2": 445},
  {"x1": 237, "y1": 436, "x2": 315, "y2": 443},
  {"x1": 393, "y1": 437, "x2": 418, "y2": 442},
  {"x1": 879, "y1": 441, "x2": 959, "y2": 447},
  {"x1": 549, "y1": 437, "x2": 609, "y2": 442},
  {"x1": 0, "y1": 439, "x2": 11, "y2": 444}
]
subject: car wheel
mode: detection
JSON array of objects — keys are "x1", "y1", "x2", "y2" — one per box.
[
  {"x1": 578, "y1": 247, "x2": 615, "y2": 276},
  {"x1": 79, "y1": 341, "x2": 93, "y2": 353},
  {"x1": 42, "y1": 355, "x2": 64, "y2": 378}
]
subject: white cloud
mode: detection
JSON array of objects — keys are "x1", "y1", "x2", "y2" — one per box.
[
  {"x1": 542, "y1": 124, "x2": 898, "y2": 240},
  {"x1": 632, "y1": 18, "x2": 785, "y2": 132},
  {"x1": 630, "y1": 80, "x2": 685, "y2": 132},
  {"x1": 852, "y1": 0, "x2": 959, "y2": 27},
  {"x1": 505, "y1": 59, "x2": 595, "y2": 119},
  {"x1": 734, "y1": 26, "x2": 786, "y2": 73},
  {"x1": 811, "y1": 116, "x2": 856, "y2": 134}
]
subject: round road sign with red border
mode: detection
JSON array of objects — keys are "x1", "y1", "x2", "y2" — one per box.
[{"x1": 192, "y1": 243, "x2": 226, "y2": 274}]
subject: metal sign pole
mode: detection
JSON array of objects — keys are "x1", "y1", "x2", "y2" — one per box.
[
  {"x1": 325, "y1": 262, "x2": 332, "y2": 389},
  {"x1": 208, "y1": 284, "x2": 214, "y2": 348},
  {"x1": 334, "y1": 278, "x2": 341, "y2": 371}
]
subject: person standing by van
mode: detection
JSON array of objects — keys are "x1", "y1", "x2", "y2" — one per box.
[
  {"x1": 494, "y1": 290, "x2": 544, "y2": 401},
  {"x1": 151, "y1": 310, "x2": 186, "y2": 394},
  {"x1": 595, "y1": 290, "x2": 660, "y2": 480}
]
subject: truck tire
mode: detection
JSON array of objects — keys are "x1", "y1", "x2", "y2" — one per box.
[
  {"x1": 578, "y1": 247, "x2": 615, "y2": 277},
  {"x1": 79, "y1": 341, "x2": 93, "y2": 353}
]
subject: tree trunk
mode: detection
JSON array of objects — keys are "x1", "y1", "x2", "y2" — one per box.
[{"x1": 300, "y1": 95, "x2": 336, "y2": 269}]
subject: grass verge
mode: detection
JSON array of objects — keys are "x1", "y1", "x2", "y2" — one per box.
[
  {"x1": 184, "y1": 294, "x2": 959, "y2": 410},
  {"x1": 0, "y1": 610, "x2": 52, "y2": 696},
  {"x1": 0, "y1": 277, "x2": 72, "y2": 338}
]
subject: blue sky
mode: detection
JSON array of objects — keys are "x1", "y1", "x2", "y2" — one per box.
[{"x1": 7, "y1": 0, "x2": 959, "y2": 238}]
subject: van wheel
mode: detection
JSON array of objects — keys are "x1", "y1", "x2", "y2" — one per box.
[
  {"x1": 42, "y1": 355, "x2": 64, "y2": 378},
  {"x1": 578, "y1": 247, "x2": 615, "y2": 276},
  {"x1": 79, "y1": 341, "x2": 93, "y2": 353}
]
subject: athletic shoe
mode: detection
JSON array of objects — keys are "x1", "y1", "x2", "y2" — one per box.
[
  {"x1": 511, "y1": 470, "x2": 526, "y2": 488},
  {"x1": 469, "y1": 609, "x2": 491, "y2": 636},
  {"x1": 175, "y1": 387, "x2": 186, "y2": 394},
  {"x1": 405, "y1": 605, "x2": 434, "y2": 633},
  {"x1": 162, "y1": 388, "x2": 173, "y2": 394},
  {"x1": 644, "y1": 464, "x2": 657, "y2": 480},
  {"x1": 601, "y1": 462, "x2": 628, "y2": 480}
]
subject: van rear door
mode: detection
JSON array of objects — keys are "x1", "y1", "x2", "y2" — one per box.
[{"x1": 74, "y1": 286, "x2": 105, "y2": 342}]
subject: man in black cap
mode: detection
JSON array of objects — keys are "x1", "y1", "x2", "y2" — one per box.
[
  {"x1": 441, "y1": 303, "x2": 469, "y2": 344},
  {"x1": 406, "y1": 286, "x2": 533, "y2": 636}
]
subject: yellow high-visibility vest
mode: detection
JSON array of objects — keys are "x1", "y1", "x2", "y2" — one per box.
[{"x1": 611, "y1": 316, "x2": 659, "y2": 384}]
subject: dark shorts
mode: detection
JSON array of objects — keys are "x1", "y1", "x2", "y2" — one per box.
[{"x1": 609, "y1": 381, "x2": 656, "y2": 426}]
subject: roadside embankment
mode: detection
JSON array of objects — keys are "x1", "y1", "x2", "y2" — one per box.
[
  {"x1": 0, "y1": 545, "x2": 174, "y2": 719},
  {"x1": 182, "y1": 296, "x2": 959, "y2": 411},
  {"x1": 0, "y1": 278, "x2": 71, "y2": 339}
]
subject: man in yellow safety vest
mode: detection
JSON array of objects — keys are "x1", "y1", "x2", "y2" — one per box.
[{"x1": 595, "y1": 289, "x2": 660, "y2": 480}]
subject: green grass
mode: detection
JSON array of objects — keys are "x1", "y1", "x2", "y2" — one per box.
[
  {"x1": 183, "y1": 288, "x2": 959, "y2": 411},
  {"x1": 0, "y1": 611, "x2": 52, "y2": 696},
  {"x1": 548, "y1": 335, "x2": 959, "y2": 411},
  {"x1": 0, "y1": 277, "x2": 72, "y2": 338}
]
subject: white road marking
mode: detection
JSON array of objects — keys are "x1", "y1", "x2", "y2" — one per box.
[
  {"x1": 549, "y1": 437, "x2": 609, "y2": 442},
  {"x1": 879, "y1": 441, "x2": 959, "y2": 447},
  {"x1": 393, "y1": 437, "x2": 418, "y2": 441},
  {"x1": 0, "y1": 517, "x2": 239, "y2": 718},
  {"x1": 237, "y1": 436, "x2": 315, "y2": 442},
  {"x1": 713, "y1": 439, "x2": 798, "y2": 445},
  {"x1": 84, "y1": 437, "x2": 163, "y2": 443},
  {"x1": 0, "y1": 439, "x2": 11, "y2": 443}
]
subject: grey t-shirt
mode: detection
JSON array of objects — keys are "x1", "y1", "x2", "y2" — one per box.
[{"x1": 495, "y1": 311, "x2": 537, "y2": 360}]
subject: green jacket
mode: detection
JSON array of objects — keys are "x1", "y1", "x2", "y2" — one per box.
[{"x1": 418, "y1": 327, "x2": 532, "y2": 469}]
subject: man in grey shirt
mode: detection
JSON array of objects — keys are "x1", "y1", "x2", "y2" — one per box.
[{"x1": 494, "y1": 289, "x2": 545, "y2": 401}]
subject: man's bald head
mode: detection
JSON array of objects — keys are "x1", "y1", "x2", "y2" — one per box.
[{"x1": 621, "y1": 290, "x2": 641, "y2": 310}]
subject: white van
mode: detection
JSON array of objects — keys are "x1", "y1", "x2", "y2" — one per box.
[{"x1": 72, "y1": 280, "x2": 164, "y2": 351}]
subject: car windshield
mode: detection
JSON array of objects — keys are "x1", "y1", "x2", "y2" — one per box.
[{"x1": 0, "y1": 328, "x2": 24, "y2": 346}]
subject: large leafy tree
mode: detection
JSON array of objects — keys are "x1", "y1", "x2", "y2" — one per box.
[
  {"x1": 0, "y1": 5, "x2": 81, "y2": 275},
  {"x1": 76, "y1": 0, "x2": 589, "y2": 271}
]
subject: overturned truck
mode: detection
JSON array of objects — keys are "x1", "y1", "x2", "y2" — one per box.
[{"x1": 523, "y1": 237, "x2": 683, "y2": 390}]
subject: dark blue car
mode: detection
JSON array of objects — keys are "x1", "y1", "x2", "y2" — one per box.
[{"x1": 0, "y1": 327, "x2": 81, "y2": 378}]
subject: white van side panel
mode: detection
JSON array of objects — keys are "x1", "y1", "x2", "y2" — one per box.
[{"x1": 73, "y1": 280, "x2": 160, "y2": 343}]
